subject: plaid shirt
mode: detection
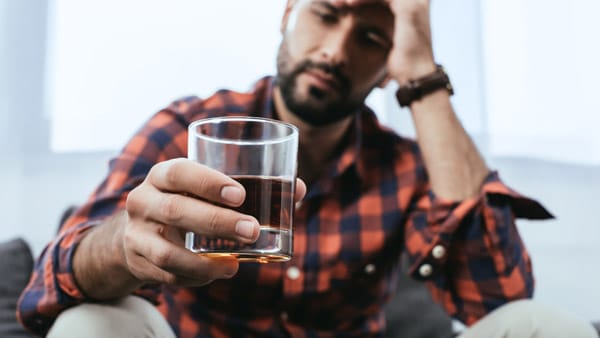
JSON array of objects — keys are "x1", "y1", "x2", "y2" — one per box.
[{"x1": 18, "y1": 77, "x2": 552, "y2": 337}]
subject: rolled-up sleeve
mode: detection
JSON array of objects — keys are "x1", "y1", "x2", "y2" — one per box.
[
  {"x1": 403, "y1": 171, "x2": 553, "y2": 325},
  {"x1": 16, "y1": 221, "x2": 94, "y2": 333},
  {"x1": 16, "y1": 107, "x2": 189, "y2": 335}
]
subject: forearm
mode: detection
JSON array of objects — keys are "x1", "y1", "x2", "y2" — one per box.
[
  {"x1": 405, "y1": 191, "x2": 532, "y2": 324},
  {"x1": 382, "y1": 0, "x2": 488, "y2": 200},
  {"x1": 431, "y1": 207, "x2": 534, "y2": 325},
  {"x1": 404, "y1": 171, "x2": 553, "y2": 324},
  {"x1": 73, "y1": 210, "x2": 142, "y2": 300},
  {"x1": 409, "y1": 90, "x2": 488, "y2": 200}
]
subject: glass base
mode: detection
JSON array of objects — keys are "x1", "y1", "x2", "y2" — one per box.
[
  {"x1": 186, "y1": 226, "x2": 292, "y2": 264},
  {"x1": 198, "y1": 252, "x2": 291, "y2": 263}
]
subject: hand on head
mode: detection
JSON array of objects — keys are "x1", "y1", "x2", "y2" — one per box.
[{"x1": 292, "y1": 0, "x2": 435, "y2": 83}]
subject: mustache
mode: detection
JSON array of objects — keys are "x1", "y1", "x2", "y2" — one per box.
[{"x1": 293, "y1": 60, "x2": 350, "y2": 92}]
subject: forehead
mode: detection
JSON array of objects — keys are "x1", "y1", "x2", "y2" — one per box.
[{"x1": 298, "y1": 0, "x2": 394, "y2": 31}]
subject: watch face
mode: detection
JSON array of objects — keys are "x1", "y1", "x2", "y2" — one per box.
[{"x1": 396, "y1": 88, "x2": 415, "y2": 107}]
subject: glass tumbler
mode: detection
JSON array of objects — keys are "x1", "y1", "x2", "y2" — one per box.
[{"x1": 185, "y1": 116, "x2": 298, "y2": 263}]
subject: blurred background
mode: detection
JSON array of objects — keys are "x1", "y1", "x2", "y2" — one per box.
[{"x1": 1, "y1": 0, "x2": 598, "y2": 323}]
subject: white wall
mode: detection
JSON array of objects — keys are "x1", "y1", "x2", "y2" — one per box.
[
  {"x1": 0, "y1": 0, "x2": 598, "y2": 324},
  {"x1": 0, "y1": 0, "x2": 111, "y2": 254}
]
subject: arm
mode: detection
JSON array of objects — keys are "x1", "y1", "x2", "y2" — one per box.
[
  {"x1": 385, "y1": 0, "x2": 488, "y2": 200},
  {"x1": 337, "y1": 0, "x2": 488, "y2": 199},
  {"x1": 17, "y1": 107, "x2": 306, "y2": 334},
  {"x1": 15, "y1": 109, "x2": 251, "y2": 334},
  {"x1": 71, "y1": 158, "x2": 256, "y2": 300},
  {"x1": 403, "y1": 172, "x2": 553, "y2": 324},
  {"x1": 338, "y1": 0, "x2": 552, "y2": 324},
  {"x1": 384, "y1": 0, "x2": 545, "y2": 323},
  {"x1": 382, "y1": 0, "x2": 554, "y2": 323}
]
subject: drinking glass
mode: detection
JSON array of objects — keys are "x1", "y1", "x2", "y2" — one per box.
[{"x1": 185, "y1": 116, "x2": 298, "y2": 263}]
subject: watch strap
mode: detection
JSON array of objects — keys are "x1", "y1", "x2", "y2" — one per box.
[{"x1": 395, "y1": 64, "x2": 454, "y2": 107}]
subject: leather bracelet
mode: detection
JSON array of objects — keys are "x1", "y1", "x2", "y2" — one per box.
[{"x1": 395, "y1": 64, "x2": 454, "y2": 107}]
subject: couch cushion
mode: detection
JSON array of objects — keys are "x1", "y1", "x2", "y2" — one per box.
[
  {"x1": 0, "y1": 237, "x2": 38, "y2": 337},
  {"x1": 384, "y1": 255, "x2": 453, "y2": 338}
]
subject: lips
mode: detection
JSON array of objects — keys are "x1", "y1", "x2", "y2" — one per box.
[{"x1": 303, "y1": 68, "x2": 341, "y2": 92}]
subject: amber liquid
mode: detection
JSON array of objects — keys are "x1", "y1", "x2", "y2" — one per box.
[{"x1": 187, "y1": 176, "x2": 294, "y2": 263}]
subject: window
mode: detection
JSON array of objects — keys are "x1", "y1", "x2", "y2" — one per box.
[
  {"x1": 47, "y1": 0, "x2": 487, "y2": 153},
  {"x1": 482, "y1": 0, "x2": 600, "y2": 165},
  {"x1": 47, "y1": 0, "x2": 285, "y2": 152}
]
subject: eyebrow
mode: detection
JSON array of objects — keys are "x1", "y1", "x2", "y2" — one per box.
[
  {"x1": 310, "y1": 1, "x2": 349, "y2": 15},
  {"x1": 309, "y1": 0, "x2": 393, "y2": 46},
  {"x1": 360, "y1": 22, "x2": 392, "y2": 46}
]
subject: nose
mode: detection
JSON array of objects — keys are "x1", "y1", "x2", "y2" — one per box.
[{"x1": 318, "y1": 26, "x2": 352, "y2": 68}]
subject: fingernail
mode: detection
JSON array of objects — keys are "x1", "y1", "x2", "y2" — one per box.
[
  {"x1": 221, "y1": 186, "x2": 243, "y2": 204},
  {"x1": 235, "y1": 220, "x2": 257, "y2": 240}
]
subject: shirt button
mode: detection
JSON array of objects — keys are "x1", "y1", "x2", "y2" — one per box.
[
  {"x1": 419, "y1": 263, "x2": 433, "y2": 277},
  {"x1": 364, "y1": 263, "x2": 376, "y2": 274},
  {"x1": 286, "y1": 266, "x2": 301, "y2": 280},
  {"x1": 432, "y1": 245, "x2": 446, "y2": 259},
  {"x1": 281, "y1": 311, "x2": 289, "y2": 321}
]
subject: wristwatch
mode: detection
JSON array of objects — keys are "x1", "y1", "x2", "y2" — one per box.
[{"x1": 395, "y1": 64, "x2": 454, "y2": 107}]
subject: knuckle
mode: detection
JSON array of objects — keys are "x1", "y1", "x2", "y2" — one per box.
[
  {"x1": 124, "y1": 255, "x2": 150, "y2": 282},
  {"x1": 122, "y1": 224, "x2": 136, "y2": 245},
  {"x1": 164, "y1": 159, "x2": 185, "y2": 187},
  {"x1": 126, "y1": 187, "x2": 143, "y2": 213},
  {"x1": 195, "y1": 175, "x2": 212, "y2": 193},
  {"x1": 190, "y1": 169, "x2": 218, "y2": 199},
  {"x1": 149, "y1": 247, "x2": 173, "y2": 268},
  {"x1": 205, "y1": 210, "x2": 224, "y2": 235},
  {"x1": 159, "y1": 271, "x2": 177, "y2": 285},
  {"x1": 148, "y1": 161, "x2": 166, "y2": 180},
  {"x1": 159, "y1": 195, "x2": 183, "y2": 223}
]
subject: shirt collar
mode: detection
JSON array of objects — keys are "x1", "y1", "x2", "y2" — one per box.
[{"x1": 258, "y1": 76, "x2": 393, "y2": 194}]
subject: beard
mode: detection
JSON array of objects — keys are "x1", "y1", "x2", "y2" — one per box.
[{"x1": 275, "y1": 40, "x2": 366, "y2": 126}]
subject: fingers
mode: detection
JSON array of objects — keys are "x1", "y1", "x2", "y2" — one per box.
[
  {"x1": 127, "y1": 158, "x2": 261, "y2": 242},
  {"x1": 295, "y1": 178, "x2": 307, "y2": 202},
  {"x1": 127, "y1": 184, "x2": 260, "y2": 243},
  {"x1": 128, "y1": 158, "x2": 302, "y2": 243},
  {"x1": 148, "y1": 158, "x2": 246, "y2": 207},
  {"x1": 122, "y1": 158, "x2": 303, "y2": 288},
  {"x1": 124, "y1": 224, "x2": 239, "y2": 286}
]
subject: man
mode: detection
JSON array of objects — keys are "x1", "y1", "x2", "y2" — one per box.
[{"x1": 17, "y1": 0, "x2": 598, "y2": 337}]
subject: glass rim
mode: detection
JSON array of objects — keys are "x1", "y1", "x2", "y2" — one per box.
[{"x1": 189, "y1": 116, "x2": 299, "y2": 145}]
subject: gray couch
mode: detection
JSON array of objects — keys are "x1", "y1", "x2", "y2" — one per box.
[
  {"x1": 2, "y1": 237, "x2": 597, "y2": 338},
  {"x1": 0, "y1": 236, "x2": 455, "y2": 338},
  {"x1": 0, "y1": 238, "x2": 37, "y2": 338}
]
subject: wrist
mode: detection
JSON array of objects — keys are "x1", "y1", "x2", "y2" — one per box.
[
  {"x1": 74, "y1": 213, "x2": 142, "y2": 299},
  {"x1": 391, "y1": 59, "x2": 437, "y2": 84},
  {"x1": 395, "y1": 64, "x2": 454, "y2": 108},
  {"x1": 108, "y1": 212, "x2": 143, "y2": 288}
]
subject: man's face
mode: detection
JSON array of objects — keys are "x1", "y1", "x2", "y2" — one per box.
[{"x1": 276, "y1": 0, "x2": 394, "y2": 126}]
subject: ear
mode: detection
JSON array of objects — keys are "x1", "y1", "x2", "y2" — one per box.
[{"x1": 280, "y1": 0, "x2": 298, "y2": 34}]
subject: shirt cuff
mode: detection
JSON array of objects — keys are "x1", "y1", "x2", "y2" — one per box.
[
  {"x1": 407, "y1": 171, "x2": 553, "y2": 280},
  {"x1": 52, "y1": 221, "x2": 99, "y2": 300},
  {"x1": 54, "y1": 220, "x2": 163, "y2": 305}
]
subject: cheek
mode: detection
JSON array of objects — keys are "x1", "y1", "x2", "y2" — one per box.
[
  {"x1": 285, "y1": 11, "x2": 324, "y2": 59},
  {"x1": 286, "y1": 29, "x2": 320, "y2": 59},
  {"x1": 350, "y1": 61, "x2": 388, "y2": 85},
  {"x1": 348, "y1": 67, "x2": 389, "y2": 98},
  {"x1": 345, "y1": 43, "x2": 389, "y2": 82}
]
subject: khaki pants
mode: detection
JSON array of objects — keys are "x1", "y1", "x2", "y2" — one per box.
[{"x1": 48, "y1": 296, "x2": 597, "y2": 338}]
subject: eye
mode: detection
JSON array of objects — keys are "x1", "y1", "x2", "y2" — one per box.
[
  {"x1": 358, "y1": 30, "x2": 389, "y2": 50},
  {"x1": 312, "y1": 9, "x2": 338, "y2": 25}
]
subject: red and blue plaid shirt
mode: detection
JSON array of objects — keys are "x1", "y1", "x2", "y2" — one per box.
[{"x1": 18, "y1": 77, "x2": 552, "y2": 337}]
